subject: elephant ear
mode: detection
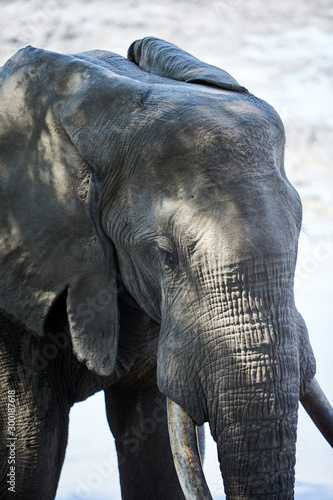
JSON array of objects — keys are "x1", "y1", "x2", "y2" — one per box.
[
  {"x1": 128, "y1": 36, "x2": 248, "y2": 93},
  {"x1": 0, "y1": 46, "x2": 142, "y2": 376}
]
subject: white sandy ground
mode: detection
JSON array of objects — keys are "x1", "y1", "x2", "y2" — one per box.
[{"x1": 1, "y1": 1, "x2": 332, "y2": 498}]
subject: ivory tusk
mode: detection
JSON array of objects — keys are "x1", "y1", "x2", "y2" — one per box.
[
  {"x1": 300, "y1": 377, "x2": 333, "y2": 448},
  {"x1": 167, "y1": 398, "x2": 213, "y2": 500}
]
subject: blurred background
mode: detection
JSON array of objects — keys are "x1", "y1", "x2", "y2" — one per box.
[{"x1": 1, "y1": 1, "x2": 332, "y2": 498}]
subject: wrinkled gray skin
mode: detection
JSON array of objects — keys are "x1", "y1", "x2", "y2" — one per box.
[{"x1": 0, "y1": 37, "x2": 317, "y2": 499}]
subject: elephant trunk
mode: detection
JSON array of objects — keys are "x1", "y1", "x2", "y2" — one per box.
[
  {"x1": 206, "y1": 262, "x2": 303, "y2": 498},
  {"x1": 208, "y1": 319, "x2": 299, "y2": 498},
  {"x1": 160, "y1": 256, "x2": 316, "y2": 498}
]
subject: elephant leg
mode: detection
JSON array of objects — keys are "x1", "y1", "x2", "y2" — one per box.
[
  {"x1": 105, "y1": 381, "x2": 185, "y2": 500},
  {"x1": 0, "y1": 312, "x2": 70, "y2": 499}
]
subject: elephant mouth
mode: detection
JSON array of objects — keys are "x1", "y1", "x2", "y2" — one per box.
[{"x1": 167, "y1": 378, "x2": 333, "y2": 499}]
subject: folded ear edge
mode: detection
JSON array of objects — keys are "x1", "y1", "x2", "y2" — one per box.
[
  {"x1": 185, "y1": 77, "x2": 248, "y2": 94},
  {"x1": 127, "y1": 36, "x2": 249, "y2": 94}
]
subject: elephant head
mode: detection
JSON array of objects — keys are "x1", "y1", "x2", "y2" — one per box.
[{"x1": 0, "y1": 37, "x2": 332, "y2": 499}]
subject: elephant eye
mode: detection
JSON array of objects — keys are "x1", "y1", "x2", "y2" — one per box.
[
  {"x1": 154, "y1": 236, "x2": 177, "y2": 270},
  {"x1": 160, "y1": 248, "x2": 176, "y2": 267}
]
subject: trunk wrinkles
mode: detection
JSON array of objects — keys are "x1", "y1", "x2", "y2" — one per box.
[
  {"x1": 159, "y1": 255, "x2": 315, "y2": 498},
  {"x1": 195, "y1": 255, "x2": 306, "y2": 499},
  {"x1": 188, "y1": 256, "x2": 307, "y2": 500}
]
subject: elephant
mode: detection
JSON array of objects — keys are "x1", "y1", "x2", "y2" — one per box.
[{"x1": 0, "y1": 36, "x2": 332, "y2": 500}]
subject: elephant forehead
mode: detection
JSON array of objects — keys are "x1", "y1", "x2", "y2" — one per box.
[
  {"x1": 152, "y1": 196, "x2": 223, "y2": 245},
  {"x1": 134, "y1": 105, "x2": 284, "y2": 191},
  {"x1": 154, "y1": 196, "x2": 194, "y2": 222},
  {"x1": 145, "y1": 178, "x2": 299, "y2": 263}
]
